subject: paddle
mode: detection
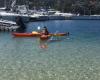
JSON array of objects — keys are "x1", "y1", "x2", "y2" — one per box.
[{"x1": 48, "y1": 30, "x2": 60, "y2": 42}]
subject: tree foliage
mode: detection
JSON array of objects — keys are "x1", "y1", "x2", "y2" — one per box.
[
  {"x1": 28, "y1": 0, "x2": 100, "y2": 15},
  {"x1": 1, "y1": 0, "x2": 100, "y2": 15}
]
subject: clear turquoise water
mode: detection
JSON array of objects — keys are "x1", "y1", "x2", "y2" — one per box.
[{"x1": 0, "y1": 20, "x2": 100, "y2": 80}]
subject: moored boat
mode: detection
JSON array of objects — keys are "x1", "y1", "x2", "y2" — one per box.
[{"x1": 0, "y1": 19, "x2": 19, "y2": 31}]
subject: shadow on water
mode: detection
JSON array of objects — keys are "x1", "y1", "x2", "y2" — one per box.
[{"x1": 15, "y1": 16, "x2": 26, "y2": 33}]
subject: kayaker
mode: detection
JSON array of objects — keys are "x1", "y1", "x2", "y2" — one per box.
[
  {"x1": 40, "y1": 26, "x2": 49, "y2": 35},
  {"x1": 39, "y1": 26, "x2": 50, "y2": 40}
]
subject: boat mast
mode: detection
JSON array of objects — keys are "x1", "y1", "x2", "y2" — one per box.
[
  {"x1": 11, "y1": 0, "x2": 16, "y2": 11},
  {"x1": 4, "y1": 0, "x2": 7, "y2": 8}
]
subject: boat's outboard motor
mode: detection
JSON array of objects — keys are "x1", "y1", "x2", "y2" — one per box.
[{"x1": 16, "y1": 16, "x2": 26, "y2": 32}]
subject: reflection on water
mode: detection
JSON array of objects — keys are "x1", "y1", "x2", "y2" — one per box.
[{"x1": 0, "y1": 20, "x2": 100, "y2": 80}]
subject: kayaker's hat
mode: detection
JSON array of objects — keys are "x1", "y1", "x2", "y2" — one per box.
[{"x1": 43, "y1": 26, "x2": 47, "y2": 29}]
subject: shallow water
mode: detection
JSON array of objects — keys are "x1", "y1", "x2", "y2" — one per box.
[{"x1": 0, "y1": 20, "x2": 100, "y2": 80}]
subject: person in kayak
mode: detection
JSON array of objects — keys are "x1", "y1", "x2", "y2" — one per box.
[
  {"x1": 40, "y1": 26, "x2": 49, "y2": 35},
  {"x1": 39, "y1": 26, "x2": 49, "y2": 48},
  {"x1": 40, "y1": 26, "x2": 50, "y2": 40}
]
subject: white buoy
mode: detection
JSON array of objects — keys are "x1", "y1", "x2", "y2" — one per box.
[{"x1": 37, "y1": 26, "x2": 41, "y2": 30}]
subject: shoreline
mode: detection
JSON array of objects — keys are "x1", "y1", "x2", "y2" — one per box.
[{"x1": 1, "y1": 15, "x2": 100, "y2": 23}]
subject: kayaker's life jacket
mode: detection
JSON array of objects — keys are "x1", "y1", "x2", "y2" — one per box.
[{"x1": 40, "y1": 29, "x2": 49, "y2": 35}]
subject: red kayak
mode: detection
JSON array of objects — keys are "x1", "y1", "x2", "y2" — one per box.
[{"x1": 12, "y1": 32, "x2": 69, "y2": 37}]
